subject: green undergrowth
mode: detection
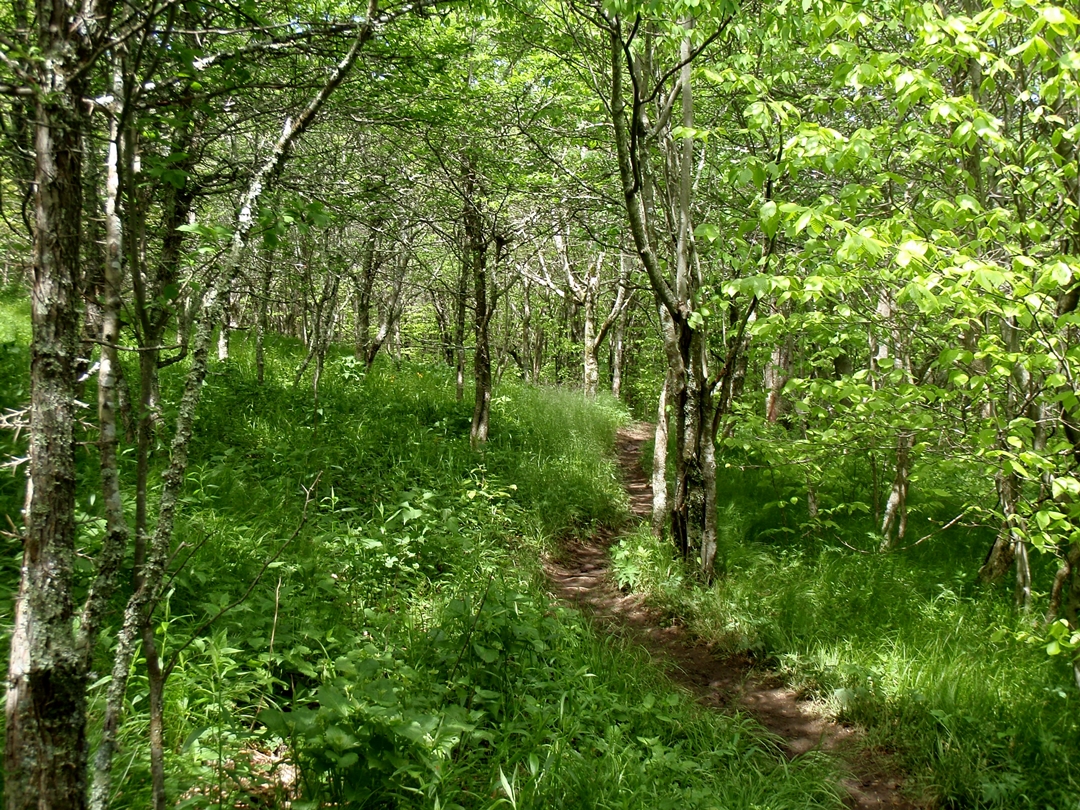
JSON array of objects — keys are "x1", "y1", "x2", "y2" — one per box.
[
  {"x1": 0, "y1": 287, "x2": 30, "y2": 637},
  {"x1": 0, "y1": 328, "x2": 846, "y2": 809},
  {"x1": 612, "y1": 459, "x2": 1080, "y2": 810}
]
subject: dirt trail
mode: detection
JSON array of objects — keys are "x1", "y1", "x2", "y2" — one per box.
[{"x1": 544, "y1": 423, "x2": 920, "y2": 810}]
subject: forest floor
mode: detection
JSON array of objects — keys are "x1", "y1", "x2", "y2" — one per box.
[{"x1": 544, "y1": 423, "x2": 922, "y2": 810}]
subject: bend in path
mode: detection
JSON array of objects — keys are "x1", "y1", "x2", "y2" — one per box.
[{"x1": 544, "y1": 423, "x2": 923, "y2": 810}]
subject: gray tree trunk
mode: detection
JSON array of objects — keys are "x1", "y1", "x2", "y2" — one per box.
[
  {"x1": 91, "y1": 10, "x2": 381, "y2": 805},
  {"x1": 454, "y1": 257, "x2": 469, "y2": 401},
  {"x1": 463, "y1": 154, "x2": 492, "y2": 447},
  {"x1": 611, "y1": 287, "x2": 631, "y2": 399},
  {"x1": 256, "y1": 253, "x2": 273, "y2": 384},
  {"x1": 353, "y1": 226, "x2": 379, "y2": 362},
  {"x1": 366, "y1": 248, "x2": 409, "y2": 370},
  {"x1": 6, "y1": 3, "x2": 93, "y2": 805}
]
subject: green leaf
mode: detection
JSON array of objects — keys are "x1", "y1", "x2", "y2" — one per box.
[
  {"x1": 760, "y1": 200, "x2": 780, "y2": 237},
  {"x1": 694, "y1": 222, "x2": 721, "y2": 243},
  {"x1": 1052, "y1": 262, "x2": 1072, "y2": 286},
  {"x1": 499, "y1": 767, "x2": 515, "y2": 806},
  {"x1": 181, "y1": 726, "x2": 209, "y2": 752}
]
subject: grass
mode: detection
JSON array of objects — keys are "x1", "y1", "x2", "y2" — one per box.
[
  {"x1": 0, "y1": 312, "x2": 846, "y2": 809},
  {"x1": 5, "y1": 288, "x2": 1077, "y2": 808},
  {"x1": 612, "y1": 455, "x2": 1080, "y2": 809}
]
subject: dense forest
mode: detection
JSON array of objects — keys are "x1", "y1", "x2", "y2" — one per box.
[{"x1": 3, "y1": 0, "x2": 1080, "y2": 806}]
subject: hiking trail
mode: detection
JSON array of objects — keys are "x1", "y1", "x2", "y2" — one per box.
[{"x1": 544, "y1": 423, "x2": 921, "y2": 810}]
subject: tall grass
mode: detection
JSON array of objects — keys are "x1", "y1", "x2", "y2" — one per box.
[
  {"x1": 0, "y1": 324, "x2": 846, "y2": 809},
  {"x1": 613, "y1": 457, "x2": 1080, "y2": 809}
]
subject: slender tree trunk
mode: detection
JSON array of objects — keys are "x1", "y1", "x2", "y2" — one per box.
[
  {"x1": 880, "y1": 432, "x2": 913, "y2": 549},
  {"x1": 667, "y1": 21, "x2": 717, "y2": 577},
  {"x1": 583, "y1": 309, "x2": 600, "y2": 397},
  {"x1": 979, "y1": 469, "x2": 1027, "y2": 606},
  {"x1": 91, "y1": 287, "x2": 225, "y2": 810},
  {"x1": 143, "y1": 626, "x2": 167, "y2": 810},
  {"x1": 470, "y1": 273, "x2": 492, "y2": 449},
  {"x1": 877, "y1": 279, "x2": 915, "y2": 551},
  {"x1": 463, "y1": 154, "x2": 491, "y2": 447},
  {"x1": 977, "y1": 315, "x2": 1036, "y2": 610},
  {"x1": 611, "y1": 281, "x2": 632, "y2": 399},
  {"x1": 532, "y1": 323, "x2": 545, "y2": 383},
  {"x1": 256, "y1": 253, "x2": 272, "y2": 384},
  {"x1": 90, "y1": 9, "x2": 380, "y2": 802},
  {"x1": 454, "y1": 256, "x2": 469, "y2": 401},
  {"x1": 1045, "y1": 542, "x2": 1080, "y2": 687},
  {"x1": 869, "y1": 451, "x2": 881, "y2": 525},
  {"x1": 366, "y1": 250, "x2": 408, "y2": 370},
  {"x1": 802, "y1": 423, "x2": 819, "y2": 519},
  {"x1": 1048, "y1": 543, "x2": 1080, "y2": 623},
  {"x1": 430, "y1": 288, "x2": 456, "y2": 367},
  {"x1": 217, "y1": 294, "x2": 232, "y2": 361},
  {"x1": 519, "y1": 281, "x2": 534, "y2": 381},
  {"x1": 698, "y1": 386, "x2": 719, "y2": 580},
  {"x1": 6, "y1": 11, "x2": 91, "y2": 805},
  {"x1": 353, "y1": 227, "x2": 378, "y2": 362},
  {"x1": 582, "y1": 262, "x2": 626, "y2": 399},
  {"x1": 652, "y1": 374, "x2": 672, "y2": 538},
  {"x1": 652, "y1": 306, "x2": 679, "y2": 538},
  {"x1": 764, "y1": 318, "x2": 791, "y2": 424},
  {"x1": 1015, "y1": 534, "x2": 1032, "y2": 612},
  {"x1": 295, "y1": 272, "x2": 340, "y2": 385}
]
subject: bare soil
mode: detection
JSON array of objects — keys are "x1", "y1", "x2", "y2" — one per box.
[{"x1": 543, "y1": 423, "x2": 923, "y2": 810}]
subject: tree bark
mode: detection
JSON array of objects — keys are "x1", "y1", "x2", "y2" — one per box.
[
  {"x1": 365, "y1": 248, "x2": 408, "y2": 370},
  {"x1": 979, "y1": 481, "x2": 1015, "y2": 580},
  {"x1": 652, "y1": 305, "x2": 679, "y2": 538},
  {"x1": 611, "y1": 276, "x2": 633, "y2": 399},
  {"x1": 353, "y1": 226, "x2": 379, "y2": 362},
  {"x1": 555, "y1": 231, "x2": 628, "y2": 398},
  {"x1": 606, "y1": 13, "x2": 725, "y2": 578},
  {"x1": 764, "y1": 319, "x2": 792, "y2": 424},
  {"x1": 463, "y1": 153, "x2": 492, "y2": 448},
  {"x1": 91, "y1": 7, "x2": 381, "y2": 803},
  {"x1": 256, "y1": 252, "x2": 272, "y2": 384},
  {"x1": 454, "y1": 252, "x2": 469, "y2": 401},
  {"x1": 6, "y1": 3, "x2": 93, "y2": 805},
  {"x1": 880, "y1": 431, "x2": 913, "y2": 549}
]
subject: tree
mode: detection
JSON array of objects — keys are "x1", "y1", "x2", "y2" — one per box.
[
  {"x1": 4, "y1": 0, "x2": 103, "y2": 804},
  {"x1": 0, "y1": 0, "x2": 466, "y2": 803},
  {"x1": 598, "y1": 2, "x2": 745, "y2": 578}
]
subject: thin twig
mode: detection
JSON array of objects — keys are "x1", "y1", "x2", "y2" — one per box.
[
  {"x1": 889, "y1": 510, "x2": 972, "y2": 552},
  {"x1": 830, "y1": 510, "x2": 972, "y2": 555},
  {"x1": 162, "y1": 533, "x2": 213, "y2": 593}
]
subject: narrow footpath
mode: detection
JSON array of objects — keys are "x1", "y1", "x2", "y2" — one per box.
[{"x1": 544, "y1": 423, "x2": 921, "y2": 810}]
